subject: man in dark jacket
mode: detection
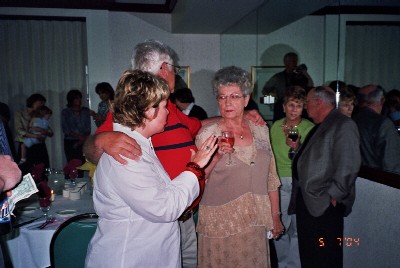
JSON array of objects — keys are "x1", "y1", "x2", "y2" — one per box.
[{"x1": 353, "y1": 85, "x2": 400, "y2": 174}]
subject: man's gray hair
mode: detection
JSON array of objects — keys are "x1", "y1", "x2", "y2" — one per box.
[
  {"x1": 358, "y1": 85, "x2": 384, "y2": 105},
  {"x1": 131, "y1": 40, "x2": 173, "y2": 75},
  {"x1": 314, "y1": 86, "x2": 336, "y2": 106}
]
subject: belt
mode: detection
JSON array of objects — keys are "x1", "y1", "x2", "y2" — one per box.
[{"x1": 178, "y1": 210, "x2": 193, "y2": 222}]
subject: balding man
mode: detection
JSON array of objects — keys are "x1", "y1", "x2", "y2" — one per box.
[
  {"x1": 353, "y1": 84, "x2": 400, "y2": 174},
  {"x1": 290, "y1": 86, "x2": 361, "y2": 268}
]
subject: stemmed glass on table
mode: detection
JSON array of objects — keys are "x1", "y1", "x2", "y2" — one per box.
[
  {"x1": 288, "y1": 127, "x2": 299, "y2": 160},
  {"x1": 39, "y1": 197, "x2": 51, "y2": 220},
  {"x1": 70, "y1": 168, "x2": 78, "y2": 187},
  {"x1": 221, "y1": 131, "x2": 235, "y2": 165}
]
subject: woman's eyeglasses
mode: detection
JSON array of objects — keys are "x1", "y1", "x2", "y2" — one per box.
[{"x1": 216, "y1": 94, "x2": 245, "y2": 102}]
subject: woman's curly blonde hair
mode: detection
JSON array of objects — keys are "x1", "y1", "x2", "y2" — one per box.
[{"x1": 112, "y1": 69, "x2": 170, "y2": 129}]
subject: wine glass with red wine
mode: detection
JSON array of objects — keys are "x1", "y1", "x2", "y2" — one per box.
[
  {"x1": 221, "y1": 131, "x2": 235, "y2": 165},
  {"x1": 288, "y1": 127, "x2": 299, "y2": 160}
]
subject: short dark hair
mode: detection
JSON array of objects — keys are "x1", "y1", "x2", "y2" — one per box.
[
  {"x1": 95, "y1": 82, "x2": 115, "y2": 100},
  {"x1": 358, "y1": 85, "x2": 384, "y2": 105},
  {"x1": 283, "y1": 52, "x2": 298, "y2": 63},
  {"x1": 26, "y1": 94, "x2": 46, "y2": 108},
  {"x1": 66, "y1": 89, "x2": 83, "y2": 108},
  {"x1": 328, "y1": 80, "x2": 346, "y2": 92},
  {"x1": 173, "y1": 88, "x2": 195, "y2": 104}
]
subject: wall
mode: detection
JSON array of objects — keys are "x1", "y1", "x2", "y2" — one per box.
[
  {"x1": 0, "y1": 7, "x2": 220, "y2": 119},
  {"x1": 343, "y1": 178, "x2": 400, "y2": 267},
  {"x1": 221, "y1": 16, "x2": 325, "y2": 89}
]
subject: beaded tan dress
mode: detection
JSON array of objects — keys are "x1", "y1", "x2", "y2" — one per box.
[{"x1": 195, "y1": 121, "x2": 280, "y2": 268}]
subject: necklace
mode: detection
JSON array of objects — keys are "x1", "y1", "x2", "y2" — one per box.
[
  {"x1": 218, "y1": 120, "x2": 246, "y2": 140},
  {"x1": 281, "y1": 118, "x2": 302, "y2": 130},
  {"x1": 240, "y1": 121, "x2": 248, "y2": 140}
]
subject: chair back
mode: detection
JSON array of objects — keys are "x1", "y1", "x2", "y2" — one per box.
[{"x1": 50, "y1": 213, "x2": 98, "y2": 268}]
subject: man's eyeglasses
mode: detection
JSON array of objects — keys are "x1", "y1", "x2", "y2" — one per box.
[
  {"x1": 162, "y1": 62, "x2": 181, "y2": 74},
  {"x1": 216, "y1": 94, "x2": 246, "y2": 102}
]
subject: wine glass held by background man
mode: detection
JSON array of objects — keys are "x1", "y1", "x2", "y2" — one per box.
[{"x1": 85, "y1": 70, "x2": 217, "y2": 268}]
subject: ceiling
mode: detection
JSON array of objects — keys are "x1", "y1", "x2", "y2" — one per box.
[{"x1": 1, "y1": 0, "x2": 400, "y2": 34}]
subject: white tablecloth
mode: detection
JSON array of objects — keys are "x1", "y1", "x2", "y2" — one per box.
[{"x1": 4, "y1": 178, "x2": 94, "y2": 268}]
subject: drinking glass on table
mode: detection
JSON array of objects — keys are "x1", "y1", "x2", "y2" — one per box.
[
  {"x1": 70, "y1": 168, "x2": 78, "y2": 186},
  {"x1": 39, "y1": 197, "x2": 51, "y2": 219},
  {"x1": 288, "y1": 127, "x2": 299, "y2": 160},
  {"x1": 221, "y1": 131, "x2": 235, "y2": 165}
]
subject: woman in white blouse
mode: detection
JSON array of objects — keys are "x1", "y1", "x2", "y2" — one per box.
[{"x1": 85, "y1": 70, "x2": 217, "y2": 268}]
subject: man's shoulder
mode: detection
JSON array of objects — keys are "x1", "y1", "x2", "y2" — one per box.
[
  {"x1": 322, "y1": 110, "x2": 358, "y2": 134},
  {"x1": 354, "y1": 107, "x2": 382, "y2": 121},
  {"x1": 353, "y1": 108, "x2": 386, "y2": 130}
]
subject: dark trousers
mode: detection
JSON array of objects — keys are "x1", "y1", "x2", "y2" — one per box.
[
  {"x1": 296, "y1": 191, "x2": 344, "y2": 268},
  {"x1": 64, "y1": 139, "x2": 84, "y2": 162},
  {"x1": 64, "y1": 139, "x2": 85, "y2": 177}
]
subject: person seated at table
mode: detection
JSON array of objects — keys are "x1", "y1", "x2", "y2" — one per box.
[{"x1": 85, "y1": 70, "x2": 217, "y2": 268}]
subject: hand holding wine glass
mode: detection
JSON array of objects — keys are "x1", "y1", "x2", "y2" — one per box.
[
  {"x1": 221, "y1": 131, "x2": 235, "y2": 165},
  {"x1": 287, "y1": 127, "x2": 299, "y2": 160}
]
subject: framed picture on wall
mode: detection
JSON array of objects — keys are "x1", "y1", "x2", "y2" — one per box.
[
  {"x1": 251, "y1": 66, "x2": 284, "y2": 125},
  {"x1": 176, "y1": 66, "x2": 190, "y2": 88}
]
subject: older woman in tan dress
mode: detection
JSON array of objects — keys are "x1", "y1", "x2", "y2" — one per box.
[{"x1": 196, "y1": 66, "x2": 284, "y2": 267}]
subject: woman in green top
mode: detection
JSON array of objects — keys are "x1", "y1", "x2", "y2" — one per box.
[{"x1": 270, "y1": 85, "x2": 314, "y2": 267}]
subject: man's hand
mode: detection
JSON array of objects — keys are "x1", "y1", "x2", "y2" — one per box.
[
  {"x1": 91, "y1": 131, "x2": 142, "y2": 165},
  {"x1": 0, "y1": 155, "x2": 22, "y2": 192},
  {"x1": 244, "y1": 109, "x2": 266, "y2": 126}
]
